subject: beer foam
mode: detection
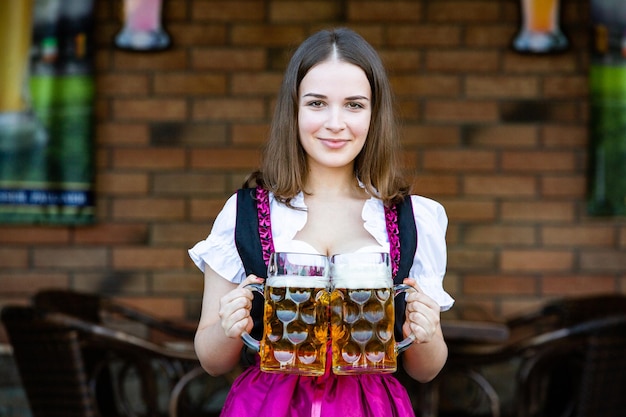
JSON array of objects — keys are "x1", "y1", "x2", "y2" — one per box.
[
  {"x1": 268, "y1": 275, "x2": 329, "y2": 288},
  {"x1": 331, "y1": 264, "x2": 391, "y2": 289}
]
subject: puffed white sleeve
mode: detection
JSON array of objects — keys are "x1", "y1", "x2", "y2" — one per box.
[
  {"x1": 188, "y1": 193, "x2": 247, "y2": 284},
  {"x1": 409, "y1": 195, "x2": 455, "y2": 311}
]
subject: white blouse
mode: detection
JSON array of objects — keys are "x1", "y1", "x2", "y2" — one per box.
[{"x1": 189, "y1": 192, "x2": 454, "y2": 311}]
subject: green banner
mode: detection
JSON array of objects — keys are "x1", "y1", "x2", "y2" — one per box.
[
  {"x1": 588, "y1": 0, "x2": 626, "y2": 216},
  {"x1": 0, "y1": 0, "x2": 95, "y2": 225}
]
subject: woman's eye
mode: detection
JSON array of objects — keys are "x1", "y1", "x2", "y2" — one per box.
[
  {"x1": 346, "y1": 102, "x2": 364, "y2": 110},
  {"x1": 307, "y1": 100, "x2": 324, "y2": 108}
]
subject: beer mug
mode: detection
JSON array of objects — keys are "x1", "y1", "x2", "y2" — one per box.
[
  {"x1": 241, "y1": 252, "x2": 330, "y2": 376},
  {"x1": 330, "y1": 252, "x2": 414, "y2": 375}
]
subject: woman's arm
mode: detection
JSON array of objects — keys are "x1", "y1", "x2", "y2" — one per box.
[
  {"x1": 194, "y1": 268, "x2": 264, "y2": 376},
  {"x1": 400, "y1": 278, "x2": 448, "y2": 382}
]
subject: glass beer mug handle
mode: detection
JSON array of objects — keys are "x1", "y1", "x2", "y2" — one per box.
[
  {"x1": 240, "y1": 283, "x2": 264, "y2": 352},
  {"x1": 394, "y1": 283, "x2": 417, "y2": 354}
]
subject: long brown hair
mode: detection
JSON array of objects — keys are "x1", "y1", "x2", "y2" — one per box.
[{"x1": 245, "y1": 28, "x2": 410, "y2": 206}]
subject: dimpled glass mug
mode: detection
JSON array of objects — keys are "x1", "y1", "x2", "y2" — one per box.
[
  {"x1": 242, "y1": 252, "x2": 330, "y2": 376},
  {"x1": 330, "y1": 252, "x2": 414, "y2": 375}
]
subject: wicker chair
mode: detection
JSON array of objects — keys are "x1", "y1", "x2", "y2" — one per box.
[
  {"x1": 2, "y1": 294, "x2": 234, "y2": 417},
  {"x1": 436, "y1": 294, "x2": 626, "y2": 417}
]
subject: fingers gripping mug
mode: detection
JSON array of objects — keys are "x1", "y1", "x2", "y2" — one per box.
[
  {"x1": 242, "y1": 252, "x2": 330, "y2": 376},
  {"x1": 330, "y1": 252, "x2": 414, "y2": 375}
]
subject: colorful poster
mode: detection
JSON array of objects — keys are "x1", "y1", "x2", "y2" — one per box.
[
  {"x1": 588, "y1": 0, "x2": 626, "y2": 216},
  {"x1": 0, "y1": 0, "x2": 95, "y2": 224}
]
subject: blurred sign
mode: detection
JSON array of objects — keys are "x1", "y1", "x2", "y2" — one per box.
[
  {"x1": 588, "y1": 0, "x2": 626, "y2": 216},
  {"x1": 0, "y1": 0, "x2": 95, "y2": 224}
]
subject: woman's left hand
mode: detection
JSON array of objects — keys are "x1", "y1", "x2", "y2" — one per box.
[{"x1": 401, "y1": 278, "x2": 441, "y2": 344}]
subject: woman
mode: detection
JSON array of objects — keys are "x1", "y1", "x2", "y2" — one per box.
[{"x1": 189, "y1": 27, "x2": 454, "y2": 417}]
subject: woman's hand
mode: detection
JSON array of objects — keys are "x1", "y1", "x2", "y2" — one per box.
[
  {"x1": 218, "y1": 275, "x2": 265, "y2": 338},
  {"x1": 401, "y1": 278, "x2": 441, "y2": 344}
]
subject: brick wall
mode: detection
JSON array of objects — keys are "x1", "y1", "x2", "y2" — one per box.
[{"x1": 1, "y1": 0, "x2": 625, "y2": 338}]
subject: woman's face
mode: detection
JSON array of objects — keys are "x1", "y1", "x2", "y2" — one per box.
[{"x1": 297, "y1": 59, "x2": 372, "y2": 171}]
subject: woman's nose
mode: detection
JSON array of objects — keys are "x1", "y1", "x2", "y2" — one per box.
[{"x1": 324, "y1": 107, "x2": 346, "y2": 132}]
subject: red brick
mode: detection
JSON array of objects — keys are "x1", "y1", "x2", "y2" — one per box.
[
  {"x1": 231, "y1": 25, "x2": 306, "y2": 47},
  {"x1": 542, "y1": 226, "x2": 615, "y2": 247},
  {"x1": 464, "y1": 225, "x2": 536, "y2": 246},
  {"x1": 464, "y1": 275, "x2": 536, "y2": 295},
  {"x1": 391, "y1": 75, "x2": 460, "y2": 97},
  {"x1": 113, "y1": 248, "x2": 186, "y2": 269},
  {"x1": 542, "y1": 275, "x2": 617, "y2": 295},
  {"x1": 113, "y1": 148, "x2": 186, "y2": 170},
  {"x1": 427, "y1": 51, "x2": 500, "y2": 73},
  {"x1": 231, "y1": 73, "x2": 283, "y2": 95},
  {"x1": 232, "y1": 124, "x2": 270, "y2": 146},
  {"x1": 167, "y1": 23, "x2": 227, "y2": 46},
  {"x1": 0, "y1": 249, "x2": 28, "y2": 268},
  {"x1": 113, "y1": 99, "x2": 187, "y2": 121},
  {"x1": 501, "y1": 250, "x2": 574, "y2": 272},
  {"x1": 0, "y1": 273, "x2": 69, "y2": 293},
  {"x1": 154, "y1": 73, "x2": 227, "y2": 95},
  {"x1": 580, "y1": 251, "x2": 626, "y2": 273},
  {"x1": 501, "y1": 151, "x2": 576, "y2": 173},
  {"x1": 448, "y1": 249, "x2": 496, "y2": 270},
  {"x1": 192, "y1": 49, "x2": 267, "y2": 71},
  {"x1": 411, "y1": 174, "x2": 459, "y2": 197},
  {"x1": 153, "y1": 271, "x2": 204, "y2": 293},
  {"x1": 73, "y1": 224, "x2": 148, "y2": 245},
  {"x1": 501, "y1": 201, "x2": 575, "y2": 222},
  {"x1": 190, "y1": 149, "x2": 262, "y2": 170},
  {"x1": 440, "y1": 199, "x2": 496, "y2": 222},
  {"x1": 0, "y1": 227, "x2": 70, "y2": 244},
  {"x1": 465, "y1": 76, "x2": 539, "y2": 98},
  {"x1": 423, "y1": 150, "x2": 496, "y2": 172},
  {"x1": 465, "y1": 25, "x2": 517, "y2": 47},
  {"x1": 33, "y1": 248, "x2": 108, "y2": 269},
  {"x1": 465, "y1": 125, "x2": 539, "y2": 148},
  {"x1": 400, "y1": 125, "x2": 460, "y2": 147},
  {"x1": 192, "y1": 1, "x2": 266, "y2": 21},
  {"x1": 542, "y1": 125, "x2": 587, "y2": 148},
  {"x1": 112, "y1": 198, "x2": 186, "y2": 220},
  {"x1": 271, "y1": 1, "x2": 343, "y2": 22},
  {"x1": 464, "y1": 175, "x2": 536, "y2": 197},
  {"x1": 379, "y1": 51, "x2": 422, "y2": 72},
  {"x1": 428, "y1": 1, "x2": 500, "y2": 22},
  {"x1": 541, "y1": 176, "x2": 586, "y2": 198},
  {"x1": 542, "y1": 75, "x2": 588, "y2": 98},
  {"x1": 192, "y1": 98, "x2": 265, "y2": 121},
  {"x1": 97, "y1": 74, "x2": 149, "y2": 96},
  {"x1": 97, "y1": 123, "x2": 150, "y2": 146},
  {"x1": 348, "y1": 1, "x2": 422, "y2": 22},
  {"x1": 190, "y1": 198, "x2": 231, "y2": 221},
  {"x1": 114, "y1": 50, "x2": 188, "y2": 71},
  {"x1": 425, "y1": 100, "x2": 499, "y2": 122},
  {"x1": 96, "y1": 173, "x2": 150, "y2": 195},
  {"x1": 152, "y1": 173, "x2": 227, "y2": 195},
  {"x1": 387, "y1": 25, "x2": 462, "y2": 47}
]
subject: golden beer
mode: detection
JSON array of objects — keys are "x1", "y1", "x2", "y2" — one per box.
[
  {"x1": 260, "y1": 277, "x2": 329, "y2": 375},
  {"x1": 330, "y1": 253, "x2": 413, "y2": 375},
  {"x1": 242, "y1": 252, "x2": 331, "y2": 376},
  {"x1": 0, "y1": 1, "x2": 34, "y2": 112}
]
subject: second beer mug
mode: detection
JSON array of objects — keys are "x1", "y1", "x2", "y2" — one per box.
[
  {"x1": 330, "y1": 252, "x2": 414, "y2": 375},
  {"x1": 242, "y1": 252, "x2": 330, "y2": 376}
]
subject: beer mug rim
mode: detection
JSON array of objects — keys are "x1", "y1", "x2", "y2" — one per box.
[{"x1": 268, "y1": 252, "x2": 330, "y2": 281}]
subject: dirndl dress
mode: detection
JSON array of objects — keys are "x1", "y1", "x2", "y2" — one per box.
[{"x1": 219, "y1": 344, "x2": 416, "y2": 417}]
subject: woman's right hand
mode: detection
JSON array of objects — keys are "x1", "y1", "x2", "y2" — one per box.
[{"x1": 218, "y1": 274, "x2": 265, "y2": 338}]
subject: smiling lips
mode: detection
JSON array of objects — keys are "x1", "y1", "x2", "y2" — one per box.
[{"x1": 320, "y1": 138, "x2": 349, "y2": 149}]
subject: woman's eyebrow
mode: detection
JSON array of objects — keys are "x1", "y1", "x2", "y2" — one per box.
[{"x1": 302, "y1": 93, "x2": 369, "y2": 101}]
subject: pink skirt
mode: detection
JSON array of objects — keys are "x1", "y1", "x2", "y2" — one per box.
[{"x1": 220, "y1": 348, "x2": 416, "y2": 417}]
